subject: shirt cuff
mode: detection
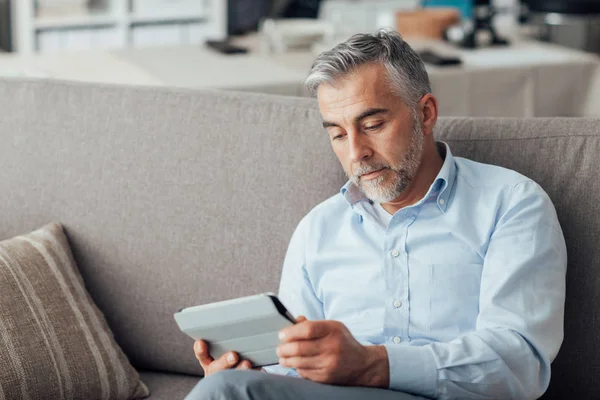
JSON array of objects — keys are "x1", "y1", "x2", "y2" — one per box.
[
  {"x1": 384, "y1": 344, "x2": 437, "y2": 398},
  {"x1": 262, "y1": 365, "x2": 300, "y2": 378}
]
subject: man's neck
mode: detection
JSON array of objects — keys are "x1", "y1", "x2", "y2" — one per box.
[{"x1": 380, "y1": 141, "x2": 444, "y2": 215}]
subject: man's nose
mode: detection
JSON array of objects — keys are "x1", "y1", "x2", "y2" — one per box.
[{"x1": 348, "y1": 133, "x2": 371, "y2": 164}]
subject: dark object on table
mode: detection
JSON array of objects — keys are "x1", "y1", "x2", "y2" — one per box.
[
  {"x1": 524, "y1": 0, "x2": 600, "y2": 14},
  {"x1": 281, "y1": 0, "x2": 323, "y2": 19},
  {"x1": 523, "y1": 0, "x2": 600, "y2": 54},
  {"x1": 226, "y1": 0, "x2": 322, "y2": 36},
  {"x1": 418, "y1": 50, "x2": 462, "y2": 66},
  {"x1": 205, "y1": 40, "x2": 249, "y2": 55},
  {"x1": 227, "y1": 0, "x2": 272, "y2": 35},
  {"x1": 0, "y1": 0, "x2": 11, "y2": 51},
  {"x1": 463, "y1": 0, "x2": 510, "y2": 48}
]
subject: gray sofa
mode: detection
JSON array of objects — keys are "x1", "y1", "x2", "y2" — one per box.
[{"x1": 0, "y1": 78, "x2": 598, "y2": 399}]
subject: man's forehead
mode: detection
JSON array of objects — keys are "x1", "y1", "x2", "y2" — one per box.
[
  {"x1": 319, "y1": 64, "x2": 394, "y2": 103},
  {"x1": 319, "y1": 70, "x2": 383, "y2": 98},
  {"x1": 318, "y1": 89, "x2": 372, "y2": 115},
  {"x1": 318, "y1": 82, "x2": 395, "y2": 123}
]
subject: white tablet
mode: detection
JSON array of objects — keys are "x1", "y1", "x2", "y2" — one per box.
[{"x1": 174, "y1": 293, "x2": 296, "y2": 367}]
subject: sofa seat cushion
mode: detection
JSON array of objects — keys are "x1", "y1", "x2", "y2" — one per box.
[
  {"x1": 0, "y1": 222, "x2": 149, "y2": 399},
  {"x1": 138, "y1": 371, "x2": 200, "y2": 399}
]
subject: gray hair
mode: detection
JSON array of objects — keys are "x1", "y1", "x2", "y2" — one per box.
[{"x1": 305, "y1": 30, "x2": 431, "y2": 108}]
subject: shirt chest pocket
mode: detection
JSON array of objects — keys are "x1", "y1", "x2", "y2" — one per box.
[{"x1": 429, "y1": 263, "x2": 483, "y2": 337}]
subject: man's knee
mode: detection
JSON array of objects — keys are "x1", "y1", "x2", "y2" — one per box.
[{"x1": 185, "y1": 370, "x2": 271, "y2": 400}]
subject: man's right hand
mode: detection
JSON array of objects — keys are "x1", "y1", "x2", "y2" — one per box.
[{"x1": 193, "y1": 340, "x2": 253, "y2": 375}]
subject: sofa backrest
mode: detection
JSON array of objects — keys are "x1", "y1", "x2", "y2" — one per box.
[{"x1": 0, "y1": 79, "x2": 597, "y2": 399}]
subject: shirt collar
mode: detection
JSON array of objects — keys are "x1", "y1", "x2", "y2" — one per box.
[
  {"x1": 431, "y1": 141, "x2": 457, "y2": 213},
  {"x1": 340, "y1": 180, "x2": 367, "y2": 206},
  {"x1": 340, "y1": 141, "x2": 457, "y2": 213}
]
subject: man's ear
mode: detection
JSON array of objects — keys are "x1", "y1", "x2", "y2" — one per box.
[{"x1": 419, "y1": 94, "x2": 438, "y2": 136}]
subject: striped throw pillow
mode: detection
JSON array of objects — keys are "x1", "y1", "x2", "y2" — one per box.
[{"x1": 0, "y1": 222, "x2": 149, "y2": 399}]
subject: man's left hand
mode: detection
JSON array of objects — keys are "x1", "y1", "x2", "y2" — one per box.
[{"x1": 277, "y1": 316, "x2": 390, "y2": 387}]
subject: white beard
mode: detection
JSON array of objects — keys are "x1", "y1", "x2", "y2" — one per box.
[{"x1": 351, "y1": 119, "x2": 424, "y2": 203}]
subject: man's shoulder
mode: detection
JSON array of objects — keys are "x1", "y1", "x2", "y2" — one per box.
[{"x1": 454, "y1": 156, "x2": 536, "y2": 190}]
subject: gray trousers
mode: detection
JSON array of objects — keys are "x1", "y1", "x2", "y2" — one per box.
[{"x1": 184, "y1": 370, "x2": 428, "y2": 400}]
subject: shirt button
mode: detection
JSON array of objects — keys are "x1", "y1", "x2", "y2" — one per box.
[
  {"x1": 393, "y1": 300, "x2": 402, "y2": 308},
  {"x1": 393, "y1": 336, "x2": 402, "y2": 344},
  {"x1": 439, "y1": 198, "x2": 446, "y2": 205},
  {"x1": 391, "y1": 249, "x2": 400, "y2": 258}
]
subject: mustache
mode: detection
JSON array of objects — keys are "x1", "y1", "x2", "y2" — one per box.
[{"x1": 353, "y1": 163, "x2": 391, "y2": 179}]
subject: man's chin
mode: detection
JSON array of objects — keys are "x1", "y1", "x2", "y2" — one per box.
[
  {"x1": 359, "y1": 179, "x2": 411, "y2": 203},
  {"x1": 358, "y1": 183, "x2": 389, "y2": 203}
]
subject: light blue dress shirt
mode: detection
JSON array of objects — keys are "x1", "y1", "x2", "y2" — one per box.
[{"x1": 266, "y1": 143, "x2": 567, "y2": 400}]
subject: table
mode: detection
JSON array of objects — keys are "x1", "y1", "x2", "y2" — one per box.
[
  {"x1": 0, "y1": 51, "x2": 163, "y2": 86},
  {"x1": 113, "y1": 46, "x2": 309, "y2": 97},
  {"x1": 414, "y1": 40, "x2": 600, "y2": 118},
  {"x1": 113, "y1": 38, "x2": 600, "y2": 117},
  {"x1": 0, "y1": 38, "x2": 598, "y2": 118}
]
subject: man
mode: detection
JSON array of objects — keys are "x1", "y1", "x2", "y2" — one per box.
[{"x1": 185, "y1": 30, "x2": 567, "y2": 400}]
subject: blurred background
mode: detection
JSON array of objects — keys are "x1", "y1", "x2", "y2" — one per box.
[{"x1": 0, "y1": 0, "x2": 598, "y2": 117}]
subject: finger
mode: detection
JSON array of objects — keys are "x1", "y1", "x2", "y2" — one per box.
[
  {"x1": 208, "y1": 351, "x2": 239, "y2": 373},
  {"x1": 279, "y1": 355, "x2": 322, "y2": 370},
  {"x1": 279, "y1": 320, "x2": 328, "y2": 343},
  {"x1": 277, "y1": 340, "x2": 321, "y2": 358},
  {"x1": 236, "y1": 360, "x2": 252, "y2": 370},
  {"x1": 194, "y1": 340, "x2": 214, "y2": 368},
  {"x1": 295, "y1": 315, "x2": 307, "y2": 323}
]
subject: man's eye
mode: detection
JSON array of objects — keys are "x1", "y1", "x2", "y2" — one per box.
[
  {"x1": 365, "y1": 123, "x2": 383, "y2": 131},
  {"x1": 333, "y1": 134, "x2": 345, "y2": 141}
]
